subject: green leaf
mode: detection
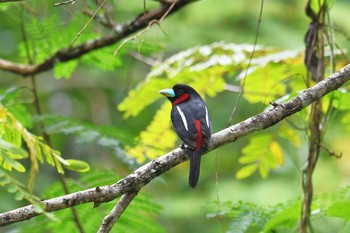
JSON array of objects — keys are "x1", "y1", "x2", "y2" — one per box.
[
  {"x1": 14, "y1": 191, "x2": 24, "y2": 201},
  {"x1": 264, "y1": 201, "x2": 300, "y2": 232},
  {"x1": 236, "y1": 164, "x2": 258, "y2": 179},
  {"x1": 52, "y1": 156, "x2": 65, "y2": 174},
  {"x1": 2, "y1": 154, "x2": 26, "y2": 172},
  {"x1": 33, "y1": 203, "x2": 46, "y2": 214},
  {"x1": 238, "y1": 152, "x2": 260, "y2": 164},
  {"x1": 310, "y1": 0, "x2": 334, "y2": 13},
  {"x1": 333, "y1": 91, "x2": 350, "y2": 111},
  {"x1": 7, "y1": 184, "x2": 18, "y2": 193},
  {"x1": 1, "y1": 175, "x2": 11, "y2": 185},
  {"x1": 42, "y1": 144, "x2": 54, "y2": 166},
  {"x1": 327, "y1": 201, "x2": 350, "y2": 220},
  {"x1": 53, "y1": 60, "x2": 79, "y2": 79},
  {"x1": 64, "y1": 159, "x2": 90, "y2": 172},
  {"x1": 7, "y1": 104, "x2": 33, "y2": 129},
  {"x1": 238, "y1": 133, "x2": 287, "y2": 179},
  {"x1": 35, "y1": 143, "x2": 44, "y2": 163},
  {"x1": 51, "y1": 151, "x2": 69, "y2": 166},
  {"x1": 81, "y1": 46, "x2": 124, "y2": 71},
  {"x1": 269, "y1": 140, "x2": 284, "y2": 165},
  {"x1": 258, "y1": 162, "x2": 269, "y2": 178},
  {"x1": 0, "y1": 138, "x2": 28, "y2": 159}
]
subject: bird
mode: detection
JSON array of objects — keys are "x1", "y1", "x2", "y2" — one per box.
[{"x1": 159, "y1": 84, "x2": 212, "y2": 188}]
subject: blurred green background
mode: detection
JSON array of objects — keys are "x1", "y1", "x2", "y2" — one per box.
[{"x1": 1, "y1": 0, "x2": 350, "y2": 232}]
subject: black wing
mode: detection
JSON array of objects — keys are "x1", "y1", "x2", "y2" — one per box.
[
  {"x1": 171, "y1": 97, "x2": 212, "y2": 148},
  {"x1": 190, "y1": 98, "x2": 212, "y2": 146},
  {"x1": 171, "y1": 104, "x2": 197, "y2": 149}
]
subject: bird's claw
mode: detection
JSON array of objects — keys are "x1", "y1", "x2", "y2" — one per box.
[{"x1": 180, "y1": 143, "x2": 191, "y2": 152}]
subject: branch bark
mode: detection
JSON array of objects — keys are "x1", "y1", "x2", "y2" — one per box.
[
  {"x1": 0, "y1": 0, "x2": 24, "y2": 2},
  {"x1": 0, "y1": 64, "x2": 350, "y2": 227},
  {"x1": 97, "y1": 191, "x2": 139, "y2": 233},
  {"x1": 0, "y1": 0, "x2": 192, "y2": 76}
]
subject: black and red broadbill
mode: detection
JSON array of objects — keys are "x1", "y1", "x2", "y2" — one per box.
[{"x1": 159, "y1": 84, "x2": 212, "y2": 188}]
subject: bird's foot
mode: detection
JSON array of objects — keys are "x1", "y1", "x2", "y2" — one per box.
[{"x1": 180, "y1": 143, "x2": 191, "y2": 152}]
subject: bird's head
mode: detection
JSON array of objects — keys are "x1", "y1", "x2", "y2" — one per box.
[{"x1": 159, "y1": 84, "x2": 199, "y2": 105}]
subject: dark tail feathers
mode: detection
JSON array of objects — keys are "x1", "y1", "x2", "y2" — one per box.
[{"x1": 189, "y1": 149, "x2": 203, "y2": 188}]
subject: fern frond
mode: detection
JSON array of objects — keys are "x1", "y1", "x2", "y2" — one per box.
[
  {"x1": 35, "y1": 114, "x2": 137, "y2": 167},
  {"x1": 316, "y1": 185, "x2": 350, "y2": 220},
  {"x1": 209, "y1": 188, "x2": 350, "y2": 233},
  {"x1": 207, "y1": 200, "x2": 300, "y2": 233},
  {"x1": 226, "y1": 201, "x2": 272, "y2": 233},
  {"x1": 19, "y1": 13, "x2": 98, "y2": 79},
  {"x1": 0, "y1": 168, "x2": 45, "y2": 213}
]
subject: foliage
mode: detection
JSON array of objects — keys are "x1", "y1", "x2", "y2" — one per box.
[
  {"x1": 206, "y1": 186, "x2": 350, "y2": 233},
  {"x1": 1, "y1": 0, "x2": 350, "y2": 232},
  {"x1": 119, "y1": 43, "x2": 302, "y2": 163},
  {"x1": 35, "y1": 114, "x2": 137, "y2": 167},
  {"x1": 1, "y1": 101, "x2": 62, "y2": 187},
  {"x1": 236, "y1": 123, "x2": 301, "y2": 179},
  {"x1": 19, "y1": 11, "x2": 125, "y2": 79},
  {"x1": 207, "y1": 200, "x2": 299, "y2": 233},
  {"x1": 119, "y1": 41, "x2": 349, "y2": 174},
  {"x1": 0, "y1": 88, "x2": 89, "y2": 204},
  {"x1": 0, "y1": 168, "x2": 45, "y2": 213},
  {"x1": 20, "y1": 169, "x2": 164, "y2": 233}
]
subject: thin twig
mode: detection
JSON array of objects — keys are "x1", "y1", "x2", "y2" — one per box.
[
  {"x1": 128, "y1": 51, "x2": 159, "y2": 66},
  {"x1": 82, "y1": 7, "x2": 117, "y2": 30},
  {"x1": 214, "y1": 152, "x2": 225, "y2": 233},
  {"x1": 97, "y1": 191, "x2": 139, "y2": 233},
  {"x1": 227, "y1": 0, "x2": 264, "y2": 125},
  {"x1": 319, "y1": 144, "x2": 342, "y2": 158},
  {"x1": 143, "y1": 0, "x2": 147, "y2": 15},
  {"x1": 54, "y1": 0, "x2": 76, "y2": 6},
  {"x1": 113, "y1": 0, "x2": 176, "y2": 56},
  {"x1": 69, "y1": 0, "x2": 108, "y2": 46}
]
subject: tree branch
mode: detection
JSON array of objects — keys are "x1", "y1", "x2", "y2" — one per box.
[
  {"x1": 97, "y1": 191, "x2": 139, "y2": 233},
  {"x1": 0, "y1": 0, "x2": 192, "y2": 77},
  {"x1": 0, "y1": 0, "x2": 24, "y2": 2},
  {"x1": 0, "y1": 64, "x2": 349, "y2": 227}
]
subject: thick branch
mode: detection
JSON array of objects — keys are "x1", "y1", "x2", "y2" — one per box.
[
  {"x1": 0, "y1": 0, "x2": 192, "y2": 76},
  {"x1": 0, "y1": 64, "x2": 349, "y2": 226}
]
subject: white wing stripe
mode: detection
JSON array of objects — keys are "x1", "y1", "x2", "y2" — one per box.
[
  {"x1": 176, "y1": 106, "x2": 188, "y2": 131},
  {"x1": 205, "y1": 106, "x2": 210, "y2": 128}
]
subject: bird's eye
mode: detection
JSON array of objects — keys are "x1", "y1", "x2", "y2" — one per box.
[{"x1": 179, "y1": 89, "x2": 183, "y2": 93}]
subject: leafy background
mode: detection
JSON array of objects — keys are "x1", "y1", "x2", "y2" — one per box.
[{"x1": 1, "y1": 0, "x2": 350, "y2": 232}]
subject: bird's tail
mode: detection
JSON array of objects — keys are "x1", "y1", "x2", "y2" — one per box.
[{"x1": 189, "y1": 148, "x2": 202, "y2": 188}]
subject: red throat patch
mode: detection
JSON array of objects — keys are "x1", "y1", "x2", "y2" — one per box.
[
  {"x1": 172, "y1": 94, "x2": 190, "y2": 106},
  {"x1": 195, "y1": 120, "x2": 203, "y2": 150}
]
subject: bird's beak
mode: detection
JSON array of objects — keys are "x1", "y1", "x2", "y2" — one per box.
[{"x1": 159, "y1": 88, "x2": 175, "y2": 97}]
